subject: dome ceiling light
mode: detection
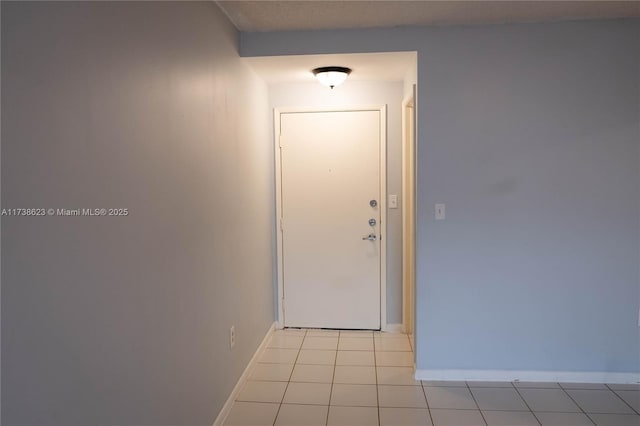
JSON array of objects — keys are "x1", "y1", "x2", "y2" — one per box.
[{"x1": 312, "y1": 66, "x2": 352, "y2": 89}]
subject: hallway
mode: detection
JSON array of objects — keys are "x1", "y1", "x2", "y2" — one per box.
[{"x1": 223, "y1": 329, "x2": 640, "y2": 426}]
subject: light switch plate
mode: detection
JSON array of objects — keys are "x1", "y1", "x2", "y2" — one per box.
[
  {"x1": 389, "y1": 194, "x2": 398, "y2": 209},
  {"x1": 435, "y1": 203, "x2": 445, "y2": 220}
]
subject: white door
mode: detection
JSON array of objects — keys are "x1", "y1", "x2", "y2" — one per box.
[{"x1": 279, "y1": 109, "x2": 382, "y2": 329}]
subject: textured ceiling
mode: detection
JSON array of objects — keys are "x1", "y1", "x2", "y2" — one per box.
[{"x1": 217, "y1": 1, "x2": 640, "y2": 32}]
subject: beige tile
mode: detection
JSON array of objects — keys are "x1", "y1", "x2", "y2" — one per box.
[
  {"x1": 375, "y1": 331, "x2": 409, "y2": 339},
  {"x1": 327, "y1": 406, "x2": 379, "y2": 426},
  {"x1": 482, "y1": 410, "x2": 539, "y2": 426},
  {"x1": 608, "y1": 384, "x2": 640, "y2": 391},
  {"x1": 375, "y1": 337, "x2": 413, "y2": 352},
  {"x1": 333, "y1": 365, "x2": 376, "y2": 384},
  {"x1": 424, "y1": 386, "x2": 478, "y2": 410},
  {"x1": 283, "y1": 382, "x2": 332, "y2": 405},
  {"x1": 471, "y1": 387, "x2": 529, "y2": 411},
  {"x1": 306, "y1": 329, "x2": 340, "y2": 337},
  {"x1": 566, "y1": 389, "x2": 634, "y2": 414},
  {"x1": 373, "y1": 332, "x2": 411, "y2": 340},
  {"x1": 376, "y1": 351, "x2": 414, "y2": 367},
  {"x1": 430, "y1": 409, "x2": 485, "y2": 426},
  {"x1": 588, "y1": 413, "x2": 640, "y2": 426},
  {"x1": 378, "y1": 385, "x2": 428, "y2": 408},
  {"x1": 237, "y1": 381, "x2": 287, "y2": 403},
  {"x1": 336, "y1": 350, "x2": 375, "y2": 366},
  {"x1": 275, "y1": 404, "x2": 329, "y2": 426},
  {"x1": 615, "y1": 390, "x2": 640, "y2": 412},
  {"x1": 224, "y1": 401, "x2": 279, "y2": 426},
  {"x1": 291, "y1": 364, "x2": 334, "y2": 383},
  {"x1": 330, "y1": 383, "x2": 378, "y2": 407},
  {"x1": 535, "y1": 411, "x2": 594, "y2": 426},
  {"x1": 422, "y1": 380, "x2": 467, "y2": 387},
  {"x1": 250, "y1": 363, "x2": 294, "y2": 382},
  {"x1": 302, "y1": 336, "x2": 339, "y2": 350},
  {"x1": 340, "y1": 330, "x2": 373, "y2": 338},
  {"x1": 378, "y1": 366, "x2": 420, "y2": 385},
  {"x1": 274, "y1": 329, "x2": 307, "y2": 336},
  {"x1": 560, "y1": 382, "x2": 608, "y2": 390},
  {"x1": 260, "y1": 348, "x2": 299, "y2": 364},
  {"x1": 513, "y1": 381, "x2": 560, "y2": 389},
  {"x1": 338, "y1": 337, "x2": 374, "y2": 351},
  {"x1": 518, "y1": 388, "x2": 581, "y2": 413},
  {"x1": 467, "y1": 381, "x2": 513, "y2": 388},
  {"x1": 379, "y1": 407, "x2": 432, "y2": 426},
  {"x1": 297, "y1": 349, "x2": 336, "y2": 365},
  {"x1": 268, "y1": 334, "x2": 304, "y2": 349}
]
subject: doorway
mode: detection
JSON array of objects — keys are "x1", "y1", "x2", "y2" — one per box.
[{"x1": 275, "y1": 106, "x2": 387, "y2": 329}]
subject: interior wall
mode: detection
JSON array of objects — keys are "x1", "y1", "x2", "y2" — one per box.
[
  {"x1": 241, "y1": 19, "x2": 640, "y2": 375},
  {"x1": 269, "y1": 81, "x2": 405, "y2": 325},
  {"x1": 1, "y1": 2, "x2": 274, "y2": 425}
]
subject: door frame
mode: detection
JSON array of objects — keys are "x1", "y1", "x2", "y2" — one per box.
[
  {"x1": 402, "y1": 87, "x2": 417, "y2": 339},
  {"x1": 274, "y1": 105, "x2": 388, "y2": 330}
]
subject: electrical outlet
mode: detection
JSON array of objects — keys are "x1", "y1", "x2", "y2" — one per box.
[{"x1": 230, "y1": 326, "x2": 236, "y2": 348}]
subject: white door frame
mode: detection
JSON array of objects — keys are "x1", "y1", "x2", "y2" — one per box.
[
  {"x1": 402, "y1": 87, "x2": 417, "y2": 338},
  {"x1": 274, "y1": 105, "x2": 388, "y2": 330}
]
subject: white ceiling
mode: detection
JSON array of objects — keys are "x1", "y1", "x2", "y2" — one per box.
[
  {"x1": 218, "y1": 1, "x2": 640, "y2": 32},
  {"x1": 244, "y1": 52, "x2": 416, "y2": 84}
]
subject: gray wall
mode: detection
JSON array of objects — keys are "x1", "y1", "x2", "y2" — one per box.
[
  {"x1": 241, "y1": 19, "x2": 640, "y2": 373},
  {"x1": 268, "y1": 81, "x2": 405, "y2": 324},
  {"x1": 1, "y1": 2, "x2": 274, "y2": 425}
]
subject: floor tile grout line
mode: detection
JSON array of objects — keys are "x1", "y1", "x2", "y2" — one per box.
[
  {"x1": 373, "y1": 335, "x2": 381, "y2": 426},
  {"x1": 466, "y1": 381, "x2": 489, "y2": 426},
  {"x1": 608, "y1": 387, "x2": 640, "y2": 416},
  {"x1": 325, "y1": 334, "x2": 338, "y2": 426},
  {"x1": 428, "y1": 407, "x2": 579, "y2": 413},
  {"x1": 420, "y1": 377, "x2": 436, "y2": 425},
  {"x1": 511, "y1": 382, "x2": 543, "y2": 425},
  {"x1": 272, "y1": 328, "x2": 306, "y2": 426},
  {"x1": 409, "y1": 334, "x2": 414, "y2": 353},
  {"x1": 423, "y1": 407, "x2": 527, "y2": 412},
  {"x1": 558, "y1": 383, "x2": 598, "y2": 426}
]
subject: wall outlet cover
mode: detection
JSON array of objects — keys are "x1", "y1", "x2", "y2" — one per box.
[
  {"x1": 389, "y1": 194, "x2": 398, "y2": 209},
  {"x1": 230, "y1": 326, "x2": 236, "y2": 348}
]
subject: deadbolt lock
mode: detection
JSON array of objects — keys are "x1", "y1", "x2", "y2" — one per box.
[
  {"x1": 369, "y1": 218, "x2": 377, "y2": 226},
  {"x1": 369, "y1": 200, "x2": 377, "y2": 207}
]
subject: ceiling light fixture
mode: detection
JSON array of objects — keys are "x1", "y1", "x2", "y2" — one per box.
[{"x1": 312, "y1": 66, "x2": 352, "y2": 89}]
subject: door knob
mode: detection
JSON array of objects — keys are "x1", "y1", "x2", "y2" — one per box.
[
  {"x1": 369, "y1": 218, "x2": 377, "y2": 226},
  {"x1": 362, "y1": 233, "x2": 377, "y2": 241}
]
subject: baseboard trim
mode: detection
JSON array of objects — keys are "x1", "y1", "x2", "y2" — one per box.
[
  {"x1": 415, "y1": 369, "x2": 640, "y2": 384},
  {"x1": 212, "y1": 322, "x2": 276, "y2": 426},
  {"x1": 383, "y1": 323, "x2": 403, "y2": 333}
]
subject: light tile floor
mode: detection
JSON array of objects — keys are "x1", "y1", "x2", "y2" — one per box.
[{"x1": 224, "y1": 329, "x2": 640, "y2": 426}]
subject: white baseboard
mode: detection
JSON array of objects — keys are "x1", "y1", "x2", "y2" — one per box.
[
  {"x1": 415, "y1": 369, "x2": 640, "y2": 384},
  {"x1": 382, "y1": 323, "x2": 404, "y2": 333},
  {"x1": 212, "y1": 322, "x2": 276, "y2": 426}
]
